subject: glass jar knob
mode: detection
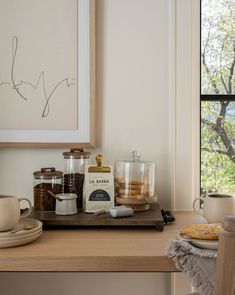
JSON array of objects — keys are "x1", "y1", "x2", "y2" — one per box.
[{"x1": 132, "y1": 150, "x2": 141, "y2": 161}]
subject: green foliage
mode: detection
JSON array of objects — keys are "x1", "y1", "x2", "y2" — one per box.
[
  {"x1": 201, "y1": 0, "x2": 235, "y2": 196},
  {"x1": 201, "y1": 101, "x2": 235, "y2": 195},
  {"x1": 201, "y1": 0, "x2": 235, "y2": 94}
]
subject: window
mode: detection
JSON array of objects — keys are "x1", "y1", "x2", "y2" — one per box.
[{"x1": 201, "y1": 0, "x2": 235, "y2": 196}]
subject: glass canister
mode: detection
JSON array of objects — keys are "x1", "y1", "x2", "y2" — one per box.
[
  {"x1": 33, "y1": 167, "x2": 63, "y2": 211},
  {"x1": 63, "y1": 149, "x2": 91, "y2": 209},
  {"x1": 115, "y1": 151, "x2": 156, "y2": 211}
]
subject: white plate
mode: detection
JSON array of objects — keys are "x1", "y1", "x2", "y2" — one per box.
[
  {"x1": 0, "y1": 231, "x2": 42, "y2": 248},
  {"x1": 179, "y1": 234, "x2": 219, "y2": 250},
  {"x1": 0, "y1": 218, "x2": 42, "y2": 238}
]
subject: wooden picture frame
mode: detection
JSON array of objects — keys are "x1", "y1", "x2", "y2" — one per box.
[{"x1": 0, "y1": 0, "x2": 95, "y2": 148}]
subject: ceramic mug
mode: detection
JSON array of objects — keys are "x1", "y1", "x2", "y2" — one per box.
[
  {"x1": 0, "y1": 195, "x2": 32, "y2": 231},
  {"x1": 193, "y1": 194, "x2": 235, "y2": 223}
]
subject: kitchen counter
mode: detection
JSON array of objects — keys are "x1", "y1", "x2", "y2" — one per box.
[{"x1": 0, "y1": 212, "x2": 204, "y2": 272}]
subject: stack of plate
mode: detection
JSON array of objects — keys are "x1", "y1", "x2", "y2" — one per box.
[
  {"x1": 179, "y1": 233, "x2": 219, "y2": 250},
  {"x1": 0, "y1": 218, "x2": 42, "y2": 248}
]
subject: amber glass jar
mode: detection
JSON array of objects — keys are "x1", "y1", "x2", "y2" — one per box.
[
  {"x1": 33, "y1": 167, "x2": 63, "y2": 211},
  {"x1": 63, "y1": 149, "x2": 91, "y2": 209}
]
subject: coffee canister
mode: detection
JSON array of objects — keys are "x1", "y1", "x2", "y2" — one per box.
[
  {"x1": 63, "y1": 149, "x2": 91, "y2": 209},
  {"x1": 33, "y1": 167, "x2": 63, "y2": 211}
]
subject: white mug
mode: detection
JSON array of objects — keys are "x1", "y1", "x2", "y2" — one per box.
[
  {"x1": 193, "y1": 194, "x2": 235, "y2": 223},
  {"x1": 0, "y1": 195, "x2": 32, "y2": 231}
]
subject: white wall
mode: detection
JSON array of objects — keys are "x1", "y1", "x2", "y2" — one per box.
[{"x1": 0, "y1": 0, "x2": 173, "y2": 294}]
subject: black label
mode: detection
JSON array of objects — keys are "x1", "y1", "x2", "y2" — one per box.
[{"x1": 89, "y1": 189, "x2": 110, "y2": 201}]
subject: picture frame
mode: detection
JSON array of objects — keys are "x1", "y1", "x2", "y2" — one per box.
[{"x1": 0, "y1": 0, "x2": 96, "y2": 148}]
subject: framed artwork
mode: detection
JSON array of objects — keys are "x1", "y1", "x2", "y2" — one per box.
[{"x1": 0, "y1": 0, "x2": 95, "y2": 148}]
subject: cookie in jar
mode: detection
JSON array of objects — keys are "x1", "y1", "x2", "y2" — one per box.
[{"x1": 115, "y1": 151, "x2": 157, "y2": 211}]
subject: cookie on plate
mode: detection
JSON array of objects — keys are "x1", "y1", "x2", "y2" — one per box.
[{"x1": 180, "y1": 223, "x2": 222, "y2": 240}]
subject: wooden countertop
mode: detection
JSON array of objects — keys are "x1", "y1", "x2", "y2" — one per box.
[{"x1": 0, "y1": 212, "x2": 204, "y2": 272}]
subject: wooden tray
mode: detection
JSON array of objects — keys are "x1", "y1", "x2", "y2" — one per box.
[{"x1": 29, "y1": 203, "x2": 164, "y2": 231}]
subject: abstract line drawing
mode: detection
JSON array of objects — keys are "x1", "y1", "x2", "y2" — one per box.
[{"x1": 0, "y1": 36, "x2": 75, "y2": 118}]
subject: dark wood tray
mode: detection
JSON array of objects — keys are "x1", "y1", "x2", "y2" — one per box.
[{"x1": 30, "y1": 204, "x2": 164, "y2": 231}]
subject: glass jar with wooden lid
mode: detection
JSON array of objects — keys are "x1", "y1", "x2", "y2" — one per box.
[
  {"x1": 63, "y1": 149, "x2": 91, "y2": 209},
  {"x1": 33, "y1": 167, "x2": 63, "y2": 211}
]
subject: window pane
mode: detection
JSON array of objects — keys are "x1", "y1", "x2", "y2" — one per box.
[
  {"x1": 201, "y1": 101, "x2": 235, "y2": 196},
  {"x1": 201, "y1": 0, "x2": 235, "y2": 95}
]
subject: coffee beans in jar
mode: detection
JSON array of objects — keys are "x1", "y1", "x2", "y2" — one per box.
[
  {"x1": 63, "y1": 173, "x2": 84, "y2": 208},
  {"x1": 33, "y1": 167, "x2": 63, "y2": 211},
  {"x1": 63, "y1": 149, "x2": 91, "y2": 210}
]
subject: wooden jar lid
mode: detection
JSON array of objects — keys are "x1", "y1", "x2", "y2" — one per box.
[
  {"x1": 127, "y1": 204, "x2": 150, "y2": 211},
  {"x1": 33, "y1": 167, "x2": 63, "y2": 179},
  {"x1": 63, "y1": 148, "x2": 91, "y2": 159},
  {"x1": 116, "y1": 195, "x2": 158, "y2": 205}
]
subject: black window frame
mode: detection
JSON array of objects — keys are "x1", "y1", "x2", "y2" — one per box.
[{"x1": 200, "y1": 0, "x2": 235, "y2": 195}]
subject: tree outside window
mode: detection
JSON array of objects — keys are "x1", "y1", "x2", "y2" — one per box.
[{"x1": 201, "y1": 0, "x2": 235, "y2": 195}]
